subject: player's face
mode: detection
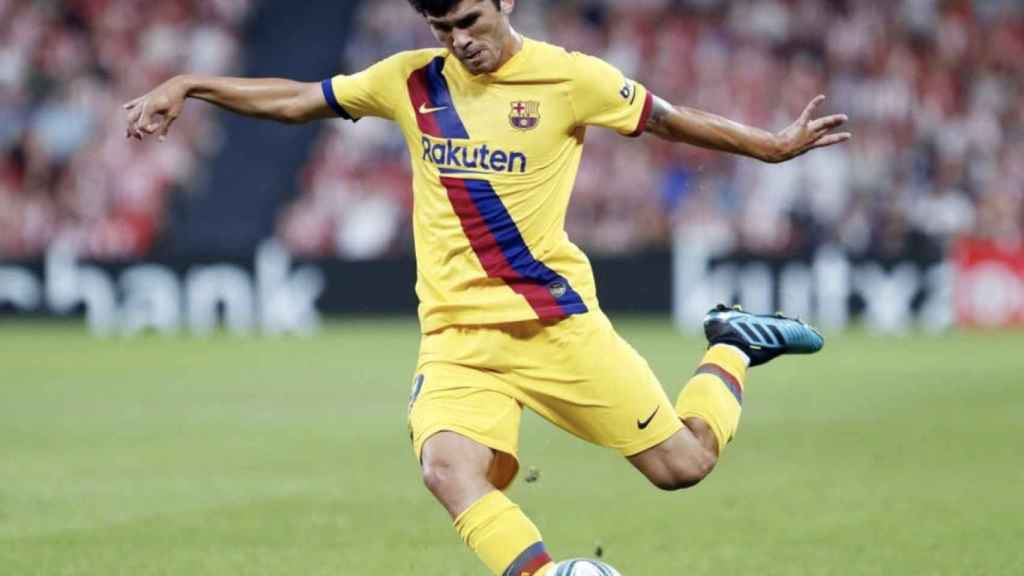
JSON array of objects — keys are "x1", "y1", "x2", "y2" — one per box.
[{"x1": 425, "y1": 0, "x2": 514, "y2": 75}]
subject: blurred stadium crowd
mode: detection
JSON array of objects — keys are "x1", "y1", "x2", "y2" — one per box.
[
  {"x1": 282, "y1": 0, "x2": 1024, "y2": 260},
  {"x1": 2, "y1": 0, "x2": 1022, "y2": 261},
  {"x1": 0, "y1": 0, "x2": 251, "y2": 259}
]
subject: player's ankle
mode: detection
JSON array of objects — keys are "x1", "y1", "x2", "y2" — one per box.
[{"x1": 711, "y1": 343, "x2": 750, "y2": 367}]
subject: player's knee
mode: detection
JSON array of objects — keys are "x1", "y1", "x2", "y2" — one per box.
[
  {"x1": 647, "y1": 452, "x2": 716, "y2": 491},
  {"x1": 421, "y1": 453, "x2": 492, "y2": 502},
  {"x1": 631, "y1": 430, "x2": 718, "y2": 491},
  {"x1": 421, "y1": 458, "x2": 469, "y2": 498},
  {"x1": 647, "y1": 470, "x2": 697, "y2": 492},
  {"x1": 420, "y1": 431, "x2": 495, "y2": 508}
]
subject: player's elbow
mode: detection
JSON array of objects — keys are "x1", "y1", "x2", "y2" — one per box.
[
  {"x1": 276, "y1": 89, "x2": 322, "y2": 124},
  {"x1": 278, "y1": 82, "x2": 331, "y2": 124},
  {"x1": 278, "y1": 101, "x2": 313, "y2": 124}
]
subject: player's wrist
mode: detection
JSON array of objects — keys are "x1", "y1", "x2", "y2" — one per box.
[
  {"x1": 174, "y1": 74, "x2": 202, "y2": 98},
  {"x1": 768, "y1": 127, "x2": 805, "y2": 163}
]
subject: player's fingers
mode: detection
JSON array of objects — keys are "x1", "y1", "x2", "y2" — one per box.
[
  {"x1": 132, "y1": 101, "x2": 151, "y2": 139},
  {"x1": 799, "y1": 94, "x2": 827, "y2": 123},
  {"x1": 144, "y1": 105, "x2": 175, "y2": 136},
  {"x1": 140, "y1": 97, "x2": 177, "y2": 136},
  {"x1": 810, "y1": 114, "x2": 848, "y2": 133},
  {"x1": 158, "y1": 113, "x2": 179, "y2": 141},
  {"x1": 129, "y1": 103, "x2": 146, "y2": 125},
  {"x1": 125, "y1": 102, "x2": 143, "y2": 137},
  {"x1": 127, "y1": 112, "x2": 142, "y2": 139},
  {"x1": 811, "y1": 132, "x2": 852, "y2": 150}
]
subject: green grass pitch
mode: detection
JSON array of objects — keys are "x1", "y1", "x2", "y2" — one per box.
[{"x1": 1, "y1": 318, "x2": 1021, "y2": 575}]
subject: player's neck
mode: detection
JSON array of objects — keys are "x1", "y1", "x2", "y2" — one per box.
[{"x1": 490, "y1": 28, "x2": 524, "y2": 74}]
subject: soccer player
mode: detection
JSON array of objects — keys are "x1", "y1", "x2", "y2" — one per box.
[{"x1": 125, "y1": 1, "x2": 850, "y2": 573}]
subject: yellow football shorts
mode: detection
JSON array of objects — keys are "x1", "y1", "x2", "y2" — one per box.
[{"x1": 408, "y1": 310, "x2": 683, "y2": 489}]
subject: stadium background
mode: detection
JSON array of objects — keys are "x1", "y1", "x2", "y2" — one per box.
[{"x1": 1, "y1": 1, "x2": 1022, "y2": 574}]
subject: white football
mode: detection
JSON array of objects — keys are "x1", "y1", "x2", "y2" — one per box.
[{"x1": 548, "y1": 558, "x2": 623, "y2": 576}]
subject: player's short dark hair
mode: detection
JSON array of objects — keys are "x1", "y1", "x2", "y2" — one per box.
[{"x1": 407, "y1": 0, "x2": 500, "y2": 18}]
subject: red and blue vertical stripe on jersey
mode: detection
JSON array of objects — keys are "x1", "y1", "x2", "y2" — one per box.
[
  {"x1": 444, "y1": 176, "x2": 588, "y2": 318},
  {"x1": 409, "y1": 57, "x2": 587, "y2": 320},
  {"x1": 407, "y1": 57, "x2": 470, "y2": 139}
]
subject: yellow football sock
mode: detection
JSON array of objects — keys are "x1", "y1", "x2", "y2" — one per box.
[
  {"x1": 676, "y1": 344, "x2": 748, "y2": 454},
  {"x1": 454, "y1": 490, "x2": 554, "y2": 576}
]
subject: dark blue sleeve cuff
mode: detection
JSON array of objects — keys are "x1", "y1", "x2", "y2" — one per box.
[{"x1": 321, "y1": 78, "x2": 354, "y2": 121}]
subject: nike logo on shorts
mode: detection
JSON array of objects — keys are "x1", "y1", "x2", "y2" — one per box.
[{"x1": 637, "y1": 406, "x2": 660, "y2": 430}]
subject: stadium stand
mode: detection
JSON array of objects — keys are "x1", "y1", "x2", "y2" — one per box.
[
  {"x1": 282, "y1": 0, "x2": 1023, "y2": 259},
  {"x1": 1, "y1": 0, "x2": 1021, "y2": 261},
  {"x1": 0, "y1": 0, "x2": 252, "y2": 259}
]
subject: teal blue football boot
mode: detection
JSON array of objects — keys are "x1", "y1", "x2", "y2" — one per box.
[{"x1": 703, "y1": 304, "x2": 824, "y2": 367}]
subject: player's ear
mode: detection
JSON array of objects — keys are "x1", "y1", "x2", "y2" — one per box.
[{"x1": 499, "y1": 0, "x2": 514, "y2": 16}]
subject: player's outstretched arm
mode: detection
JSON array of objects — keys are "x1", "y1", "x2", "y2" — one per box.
[
  {"x1": 124, "y1": 75, "x2": 335, "y2": 141},
  {"x1": 644, "y1": 94, "x2": 851, "y2": 163}
]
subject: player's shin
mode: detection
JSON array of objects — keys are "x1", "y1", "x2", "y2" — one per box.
[
  {"x1": 675, "y1": 345, "x2": 749, "y2": 455},
  {"x1": 454, "y1": 491, "x2": 554, "y2": 576}
]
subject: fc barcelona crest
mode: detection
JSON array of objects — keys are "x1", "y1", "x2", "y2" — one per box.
[{"x1": 509, "y1": 101, "x2": 541, "y2": 131}]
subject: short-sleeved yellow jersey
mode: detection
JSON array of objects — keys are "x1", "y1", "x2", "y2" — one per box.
[{"x1": 322, "y1": 37, "x2": 653, "y2": 333}]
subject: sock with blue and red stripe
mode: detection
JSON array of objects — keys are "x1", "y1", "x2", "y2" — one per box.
[
  {"x1": 676, "y1": 344, "x2": 749, "y2": 454},
  {"x1": 454, "y1": 490, "x2": 554, "y2": 576}
]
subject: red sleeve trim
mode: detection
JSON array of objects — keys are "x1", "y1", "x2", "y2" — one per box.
[{"x1": 629, "y1": 91, "x2": 654, "y2": 138}]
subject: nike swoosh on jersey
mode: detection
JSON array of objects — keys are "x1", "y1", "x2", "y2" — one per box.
[{"x1": 418, "y1": 103, "x2": 449, "y2": 114}]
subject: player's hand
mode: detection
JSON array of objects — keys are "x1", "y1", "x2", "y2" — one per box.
[
  {"x1": 771, "y1": 95, "x2": 851, "y2": 162},
  {"x1": 123, "y1": 76, "x2": 190, "y2": 142}
]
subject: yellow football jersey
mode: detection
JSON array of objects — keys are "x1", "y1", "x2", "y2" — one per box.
[{"x1": 322, "y1": 37, "x2": 653, "y2": 333}]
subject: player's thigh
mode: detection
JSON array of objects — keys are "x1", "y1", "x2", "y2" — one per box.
[
  {"x1": 408, "y1": 362, "x2": 522, "y2": 489},
  {"x1": 520, "y1": 312, "x2": 683, "y2": 456}
]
